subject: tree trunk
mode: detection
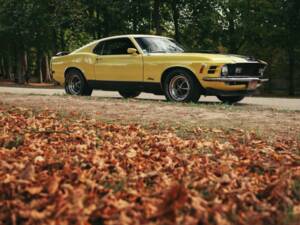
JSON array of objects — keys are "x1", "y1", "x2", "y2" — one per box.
[
  {"x1": 13, "y1": 44, "x2": 18, "y2": 83},
  {"x1": 288, "y1": 47, "x2": 295, "y2": 96},
  {"x1": 153, "y1": 0, "x2": 162, "y2": 34},
  {"x1": 266, "y1": 49, "x2": 276, "y2": 94},
  {"x1": 4, "y1": 56, "x2": 13, "y2": 80},
  {"x1": 0, "y1": 56, "x2": 4, "y2": 78},
  {"x1": 14, "y1": 50, "x2": 28, "y2": 84},
  {"x1": 15, "y1": 59, "x2": 20, "y2": 83},
  {"x1": 2, "y1": 58, "x2": 5, "y2": 78},
  {"x1": 20, "y1": 50, "x2": 28, "y2": 84},
  {"x1": 36, "y1": 50, "x2": 43, "y2": 83},
  {"x1": 286, "y1": 1, "x2": 299, "y2": 96},
  {"x1": 38, "y1": 59, "x2": 43, "y2": 83},
  {"x1": 171, "y1": 0, "x2": 180, "y2": 41},
  {"x1": 42, "y1": 54, "x2": 51, "y2": 82}
]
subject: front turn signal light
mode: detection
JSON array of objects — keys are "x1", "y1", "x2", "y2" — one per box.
[{"x1": 221, "y1": 65, "x2": 229, "y2": 77}]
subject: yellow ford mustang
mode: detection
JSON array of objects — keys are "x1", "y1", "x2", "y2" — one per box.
[{"x1": 51, "y1": 34, "x2": 268, "y2": 103}]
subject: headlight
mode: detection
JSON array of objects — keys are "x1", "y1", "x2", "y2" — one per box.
[
  {"x1": 221, "y1": 65, "x2": 229, "y2": 76},
  {"x1": 259, "y1": 67, "x2": 266, "y2": 76}
]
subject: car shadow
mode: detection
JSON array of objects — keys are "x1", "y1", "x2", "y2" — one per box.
[{"x1": 90, "y1": 95, "x2": 252, "y2": 107}]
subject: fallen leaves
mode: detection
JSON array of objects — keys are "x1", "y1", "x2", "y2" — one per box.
[
  {"x1": 0, "y1": 104, "x2": 300, "y2": 225},
  {"x1": 26, "y1": 186, "x2": 43, "y2": 195},
  {"x1": 47, "y1": 174, "x2": 61, "y2": 195},
  {"x1": 126, "y1": 148, "x2": 137, "y2": 158},
  {"x1": 20, "y1": 163, "x2": 36, "y2": 181},
  {"x1": 153, "y1": 183, "x2": 188, "y2": 220}
]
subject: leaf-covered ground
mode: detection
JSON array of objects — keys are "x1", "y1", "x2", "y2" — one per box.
[{"x1": 0, "y1": 103, "x2": 300, "y2": 225}]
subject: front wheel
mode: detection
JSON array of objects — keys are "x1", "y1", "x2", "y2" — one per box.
[
  {"x1": 217, "y1": 96, "x2": 244, "y2": 104},
  {"x1": 164, "y1": 69, "x2": 201, "y2": 103},
  {"x1": 65, "y1": 69, "x2": 93, "y2": 96},
  {"x1": 119, "y1": 90, "x2": 141, "y2": 99}
]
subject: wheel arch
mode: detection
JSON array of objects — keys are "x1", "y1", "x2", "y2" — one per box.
[
  {"x1": 160, "y1": 66, "x2": 205, "y2": 92},
  {"x1": 64, "y1": 67, "x2": 87, "y2": 81}
]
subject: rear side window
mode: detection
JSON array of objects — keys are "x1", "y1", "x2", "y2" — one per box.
[
  {"x1": 93, "y1": 42, "x2": 104, "y2": 55},
  {"x1": 94, "y1": 38, "x2": 136, "y2": 55}
]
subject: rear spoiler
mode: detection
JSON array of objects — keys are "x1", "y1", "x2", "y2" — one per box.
[{"x1": 55, "y1": 51, "x2": 69, "y2": 57}]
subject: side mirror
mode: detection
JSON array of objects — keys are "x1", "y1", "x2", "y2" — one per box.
[{"x1": 127, "y1": 48, "x2": 138, "y2": 55}]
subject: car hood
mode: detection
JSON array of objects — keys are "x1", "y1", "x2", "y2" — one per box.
[{"x1": 152, "y1": 53, "x2": 267, "y2": 64}]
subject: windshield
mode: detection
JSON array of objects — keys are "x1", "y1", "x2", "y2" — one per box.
[{"x1": 135, "y1": 37, "x2": 185, "y2": 53}]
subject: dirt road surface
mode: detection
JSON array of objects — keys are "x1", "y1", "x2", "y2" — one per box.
[{"x1": 0, "y1": 86, "x2": 299, "y2": 110}]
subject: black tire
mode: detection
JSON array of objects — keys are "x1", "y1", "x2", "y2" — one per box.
[
  {"x1": 164, "y1": 69, "x2": 201, "y2": 103},
  {"x1": 65, "y1": 69, "x2": 93, "y2": 96},
  {"x1": 217, "y1": 96, "x2": 245, "y2": 104},
  {"x1": 65, "y1": 82, "x2": 71, "y2": 94},
  {"x1": 119, "y1": 90, "x2": 141, "y2": 99}
]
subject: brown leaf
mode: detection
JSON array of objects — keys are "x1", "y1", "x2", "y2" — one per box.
[
  {"x1": 26, "y1": 186, "x2": 43, "y2": 195},
  {"x1": 214, "y1": 213, "x2": 231, "y2": 225},
  {"x1": 19, "y1": 209, "x2": 50, "y2": 220},
  {"x1": 20, "y1": 163, "x2": 35, "y2": 180},
  {"x1": 153, "y1": 183, "x2": 188, "y2": 219},
  {"x1": 294, "y1": 205, "x2": 300, "y2": 215},
  {"x1": 47, "y1": 174, "x2": 61, "y2": 194},
  {"x1": 34, "y1": 155, "x2": 45, "y2": 164},
  {"x1": 126, "y1": 148, "x2": 137, "y2": 158}
]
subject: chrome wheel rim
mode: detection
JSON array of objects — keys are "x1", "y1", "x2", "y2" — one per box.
[
  {"x1": 169, "y1": 75, "x2": 191, "y2": 101},
  {"x1": 68, "y1": 75, "x2": 82, "y2": 95}
]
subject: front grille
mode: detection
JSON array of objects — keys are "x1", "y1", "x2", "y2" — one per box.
[{"x1": 227, "y1": 63, "x2": 266, "y2": 77}]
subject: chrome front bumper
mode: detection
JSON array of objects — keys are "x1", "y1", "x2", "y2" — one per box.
[{"x1": 203, "y1": 77, "x2": 269, "y2": 83}]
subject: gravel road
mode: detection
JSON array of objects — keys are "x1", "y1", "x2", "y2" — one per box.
[{"x1": 0, "y1": 86, "x2": 299, "y2": 110}]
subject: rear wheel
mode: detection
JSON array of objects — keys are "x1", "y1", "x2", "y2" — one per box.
[
  {"x1": 217, "y1": 96, "x2": 244, "y2": 104},
  {"x1": 164, "y1": 69, "x2": 201, "y2": 103},
  {"x1": 65, "y1": 69, "x2": 93, "y2": 96},
  {"x1": 119, "y1": 90, "x2": 141, "y2": 99}
]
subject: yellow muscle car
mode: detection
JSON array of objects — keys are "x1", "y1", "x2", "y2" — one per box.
[{"x1": 51, "y1": 34, "x2": 268, "y2": 103}]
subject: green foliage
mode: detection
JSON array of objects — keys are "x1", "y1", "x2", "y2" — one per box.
[{"x1": 0, "y1": 0, "x2": 299, "y2": 94}]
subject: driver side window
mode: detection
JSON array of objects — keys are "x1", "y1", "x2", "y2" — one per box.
[{"x1": 93, "y1": 38, "x2": 136, "y2": 55}]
